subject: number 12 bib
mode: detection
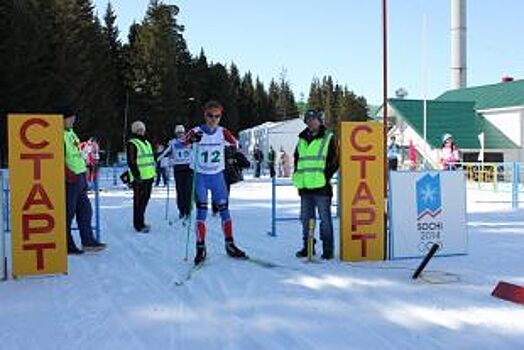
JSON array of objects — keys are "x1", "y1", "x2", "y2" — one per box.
[{"x1": 195, "y1": 126, "x2": 225, "y2": 174}]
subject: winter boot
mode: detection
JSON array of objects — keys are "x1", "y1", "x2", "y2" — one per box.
[
  {"x1": 194, "y1": 242, "x2": 207, "y2": 265},
  {"x1": 225, "y1": 238, "x2": 247, "y2": 259},
  {"x1": 295, "y1": 238, "x2": 316, "y2": 258},
  {"x1": 321, "y1": 242, "x2": 334, "y2": 260}
]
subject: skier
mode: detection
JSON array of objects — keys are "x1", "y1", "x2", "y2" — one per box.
[
  {"x1": 157, "y1": 125, "x2": 193, "y2": 220},
  {"x1": 185, "y1": 100, "x2": 247, "y2": 265}
]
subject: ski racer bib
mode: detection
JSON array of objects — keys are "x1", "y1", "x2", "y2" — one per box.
[
  {"x1": 194, "y1": 126, "x2": 225, "y2": 174},
  {"x1": 171, "y1": 140, "x2": 192, "y2": 165}
]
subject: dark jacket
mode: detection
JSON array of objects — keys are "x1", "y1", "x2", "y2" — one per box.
[
  {"x1": 126, "y1": 134, "x2": 152, "y2": 181},
  {"x1": 293, "y1": 125, "x2": 339, "y2": 197},
  {"x1": 224, "y1": 146, "x2": 251, "y2": 185}
]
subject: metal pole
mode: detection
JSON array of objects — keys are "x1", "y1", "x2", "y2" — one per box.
[
  {"x1": 269, "y1": 175, "x2": 277, "y2": 237},
  {"x1": 512, "y1": 162, "x2": 519, "y2": 210},
  {"x1": 0, "y1": 171, "x2": 6, "y2": 281},
  {"x1": 382, "y1": 0, "x2": 389, "y2": 260},
  {"x1": 124, "y1": 90, "x2": 129, "y2": 149},
  {"x1": 94, "y1": 172, "x2": 101, "y2": 242}
]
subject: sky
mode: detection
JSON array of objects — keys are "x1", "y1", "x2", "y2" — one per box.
[{"x1": 93, "y1": 0, "x2": 524, "y2": 105}]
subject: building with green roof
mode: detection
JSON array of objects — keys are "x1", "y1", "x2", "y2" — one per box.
[{"x1": 377, "y1": 79, "x2": 524, "y2": 168}]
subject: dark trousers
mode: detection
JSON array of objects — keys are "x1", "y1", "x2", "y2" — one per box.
[
  {"x1": 66, "y1": 173, "x2": 97, "y2": 248},
  {"x1": 300, "y1": 193, "x2": 334, "y2": 254},
  {"x1": 255, "y1": 162, "x2": 261, "y2": 177},
  {"x1": 155, "y1": 166, "x2": 168, "y2": 186},
  {"x1": 174, "y1": 169, "x2": 193, "y2": 217},
  {"x1": 269, "y1": 164, "x2": 275, "y2": 178},
  {"x1": 388, "y1": 158, "x2": 398, "y2": 171},
  {"x1": 133, "y1": 179, "x2": 153, "y2": 231}
]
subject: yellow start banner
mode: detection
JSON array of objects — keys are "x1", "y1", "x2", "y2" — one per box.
[
  {"x1": 8, "y1": 114, "x2": 67, "y2": 278},
  {"x1": 340, "y1": 122, "x2": 385, "y2": 261}
]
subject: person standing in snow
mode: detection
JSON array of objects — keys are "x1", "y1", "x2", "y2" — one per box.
[
  {"x1": 253, "y1": 146, "x2": 264, "y2": 178},
  {"x1": 127, "y1": 121, "x2": 156, "y2": 233},
  {"x1": 440, "y1": 133, "x2": 460, "y2": 170},
  {"x1": 157, "y1": 125, "x2": 193, "y2": 220},
  {"x1": 293, "y1": 109, "x2": 339, "y2": 260},
  {"x1": 267, "y1": 146, "x2": 276, "y2": 178},
  {"x1": 387, "y1": 135, "x2": 400, "y2": 171},
  {"x1": 185, "y1": 100, "x2": 247, "y2": 265},
  {"x1": 154, "y1": 143, "x2": 169, "y2": 187},
  {"x1": 61, "y1": 107, "x2": 106, "y2": 254},
  {"x1": 80, "y1": 136, "x2": 100, "y2": 188}
]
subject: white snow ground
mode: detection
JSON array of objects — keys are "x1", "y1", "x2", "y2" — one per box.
[{"x1": 1, "y1": 175, "x2": 524, "y2": 350}]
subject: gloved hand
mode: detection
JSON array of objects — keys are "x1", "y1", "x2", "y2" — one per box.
[{"x1": 190, "y1": 131, "x2": 203, "y2": 143}]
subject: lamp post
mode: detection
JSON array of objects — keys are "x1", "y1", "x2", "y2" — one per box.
[{"x1": 123, "y1": 90, "x2": 129, "y2": 149}]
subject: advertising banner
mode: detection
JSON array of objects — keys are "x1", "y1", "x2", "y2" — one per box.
[{"x1": 389, "y1": 171, "x2": 467, "y2": 259}]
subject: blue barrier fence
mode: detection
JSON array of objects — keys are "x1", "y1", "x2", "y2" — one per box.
[
  {"x1": 0, "y1": 169, "x2": 101, "y2": 240},
  {"x1": 269, "y1": 175, "x2": 339, "y2": 237}
]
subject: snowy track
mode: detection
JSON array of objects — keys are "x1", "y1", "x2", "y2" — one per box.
[{"x1": 1, "y1": 180, "x2": 524, "y2": 349}]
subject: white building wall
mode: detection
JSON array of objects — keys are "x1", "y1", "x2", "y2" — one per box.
[{"x1": 482, "y1": 109, "x2": 523, "y2": 147}]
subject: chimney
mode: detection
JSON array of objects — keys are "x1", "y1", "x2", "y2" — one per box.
[{"x1": 451, "y1": 0, "x2": 467, "y2": 89}]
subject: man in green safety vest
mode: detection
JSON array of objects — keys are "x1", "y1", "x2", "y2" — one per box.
[
  {"x1": 62, "y1": 107, "x2": 106, "y2": 254},
  {"x1": 293, "y1": 109, "x2": 339, "y2": 260},
  {"x1": 127, "y1": 120, "x2": 156, "y2": 233}
]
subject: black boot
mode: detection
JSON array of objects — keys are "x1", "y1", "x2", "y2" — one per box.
[
  {"x1": 321, "y1": 241, "x2": 334, "y2": 260},
  {"x1": 194, "y1": 242, "x2": 207, "y2": 265},
  {"x1": 295, "y1": 238, "x2": 316, "y2": 258},
  {"x1": 225, "y1": 238, "x2": 247, "y2": 258}
]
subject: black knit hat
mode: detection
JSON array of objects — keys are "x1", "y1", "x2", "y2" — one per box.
[
  {"x1": 304, "y1": 109, "x2": 324, "y2": 124},
  {"x1": 54, "y1": 105, "x2": 76, "y2": 118}
]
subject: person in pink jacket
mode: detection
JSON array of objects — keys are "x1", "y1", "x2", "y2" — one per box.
[{"x1": 440, "y1": 133, "x2": 460, "y2": 170}]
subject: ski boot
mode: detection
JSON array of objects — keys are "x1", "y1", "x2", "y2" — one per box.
[
  {"x1": 194, "y1": 242, "x2": 207, "y2": 265},
  {"x1": 225, "y1": 238, "x2": 247, "y2": 259}
]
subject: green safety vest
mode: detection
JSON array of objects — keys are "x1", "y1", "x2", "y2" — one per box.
[
  {"x1": 64, "y1": 129, "x2": 87, "y2": 175},
  {"x1": 129, "y1": 138, "x2": 156, "y2": 181},
  {"x1": 292, "y1": 132, "x2": 333, "y2": 189}
]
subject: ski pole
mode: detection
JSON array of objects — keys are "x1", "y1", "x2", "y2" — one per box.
[
  {"x1": 307, "y1": 218, "x2": 315, "y2": 262},
  {"x1": 165, "y1": 173, "x2": 170, "y2": 222},
  {"x1": 184, "y1": 142, "x2": 199, "y2": 261}
]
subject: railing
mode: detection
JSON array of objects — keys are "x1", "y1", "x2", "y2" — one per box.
[
  {"x1": 0, "y1": 169, "x2": 102, "y2": 238},
  {"x1": 269, "y1": 175, "x2": 339, "y2": 237},
  {"x1": 456, "y1": 162, "x2": 523, "y2": 209}
]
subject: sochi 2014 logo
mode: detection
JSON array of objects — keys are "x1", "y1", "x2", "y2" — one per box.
[
  {"x1": 415, "y1": 173, "x2": 443, "y2": 252},
  {"x1": 416, "y1": 173, "x2": 442, "y2": 220}
]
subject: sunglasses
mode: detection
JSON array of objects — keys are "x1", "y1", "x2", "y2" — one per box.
[{"x1": 205, "y1": 112, "x2": 222, "y2": 119}]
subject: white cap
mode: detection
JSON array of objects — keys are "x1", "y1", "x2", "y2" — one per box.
[
  {"x1": 131, "y1": 121, "x2": 146, "y2": 134},
  {"x1": 175, "y1": 125, "x2": 185, "y2": 134}
]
